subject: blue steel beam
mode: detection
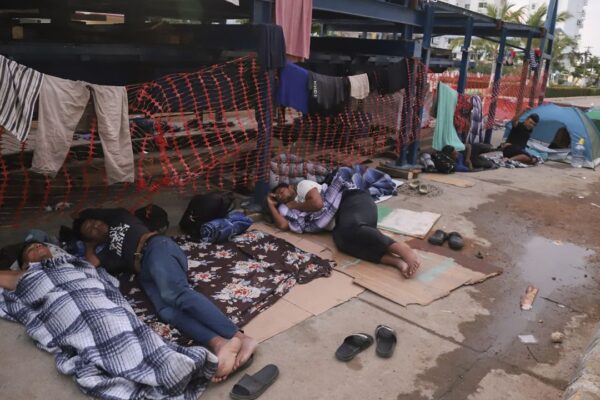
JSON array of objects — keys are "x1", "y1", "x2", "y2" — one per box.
[
  {"x1": 313, "y1": 0, "x2": 424, "y2": 26},
  {"x1": 457, "y1": 17, "x2": 473, "y2": 94},
  {"x1": 484, "y1": 27, "x2": 507, "y2": 144},
  {"x1": 538, "y1": 0, "x2": 558, "y2": 105}
]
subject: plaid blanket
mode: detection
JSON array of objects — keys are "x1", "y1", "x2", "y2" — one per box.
[
  {"x1": 0, "y1": 255, "x2": 217, "y2": 400},
  {"x1": 278, "y1": 173, "x2": 354, "y2": 233}
]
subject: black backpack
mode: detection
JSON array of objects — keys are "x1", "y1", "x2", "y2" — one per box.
[
  {"x1": 431, "y1": 151, "x2": 456, "y2": 174},
  {"x1": 179, "y1": 192, "x2": 235, "y2": 236}
]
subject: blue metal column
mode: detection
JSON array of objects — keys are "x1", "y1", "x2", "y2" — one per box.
[
  {"x1": 396, "y1": 24, "x2": 415, "y2": 167},
  {"x1": 538, "y1": 0, "x2": 558, "y2": 105},
  {"x1": 484, "y1": 28, "x2": 507, "y2": 144},
  {"x1": 457, "y1": 18, "x2": 474, "y2": 94},
  {"x1": 250, "y1": 0, "x2": 274, "y2": 210},
  {"x1": 408, "y1": 2, "x2": 434, "y2": 166}
]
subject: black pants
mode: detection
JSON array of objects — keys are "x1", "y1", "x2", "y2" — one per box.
[{"x1": 333, "y1": 190, "x2": 395, "y2": 263}]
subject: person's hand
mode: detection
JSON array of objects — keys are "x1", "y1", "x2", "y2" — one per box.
[{"x1": 267, "y1": 193, "x2": 278, "y2": 207}]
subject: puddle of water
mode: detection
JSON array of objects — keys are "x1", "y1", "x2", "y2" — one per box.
[
  {"x1": 462, "y1": 236, "x2": 593, "y2": 356},
  {"x1": 515, "y1": 236, "x2": 593, "y2": 294}
]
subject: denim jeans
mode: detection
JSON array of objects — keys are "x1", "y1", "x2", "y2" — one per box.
[{"x1": 139, "y1": 236, "x2": 238, "y2": 345}]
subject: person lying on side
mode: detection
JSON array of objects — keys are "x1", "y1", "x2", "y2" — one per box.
[
  {"x1": 72, "y1": 207, "x2": 256, "y2": 382},
  {"x1": 266, "y1": 179, "x2": 421, "y2": 279},
  {"x1": 0, "y1": 241, "x2": 218, "y2": 399}
]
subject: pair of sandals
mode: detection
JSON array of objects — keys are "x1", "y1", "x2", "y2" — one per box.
[
  {"x1": 229, "y1": 357, "x2": 279, "y2": 400},
  {"x1": 428, "y1": 230, "x2": 464, "y2": 250},
  {"x1": 335, "y1": 325, "x2": 397, "y2": 362},
  {"x1": 408, "y1": 180, "x2": 429, "y2": 195}
]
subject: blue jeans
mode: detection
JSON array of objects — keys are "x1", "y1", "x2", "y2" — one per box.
[{"x1": 139, "y1": 236, "x2": 238, "y2": 345}]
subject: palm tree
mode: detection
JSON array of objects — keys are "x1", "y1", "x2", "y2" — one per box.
[{"x1": 485, "y1": 1, "x2": 526, "y2": 23}]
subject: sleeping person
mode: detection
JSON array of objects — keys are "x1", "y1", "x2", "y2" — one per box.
[{"x1": 0, "y1": 241, "x2": 218, "y2": 399}]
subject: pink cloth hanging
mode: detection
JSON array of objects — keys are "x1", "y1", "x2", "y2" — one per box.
[{"x1": 275, "y1": 0, "x2": 313, "y2": 61}]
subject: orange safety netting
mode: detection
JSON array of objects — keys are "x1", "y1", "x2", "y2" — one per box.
[
  {"x1": 429, "y1": 62, "x2": 547, "y2": 127},
  {"x1": 0, "y1": 56, "x2": 427, "y2": 228}
]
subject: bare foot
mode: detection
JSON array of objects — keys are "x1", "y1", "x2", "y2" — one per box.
[
  {"x1": 234, "y1": 333, "x2": 258, "y2": 370},
  {"x1": 403, "y1": 252, "x2": 421, "y2": 277},
  {"x1": 381, "y1": 254, "x2": 411, "y2": 279},
  {"x1": 211, "y1": 336, "x2": 242, "y2": 383}
]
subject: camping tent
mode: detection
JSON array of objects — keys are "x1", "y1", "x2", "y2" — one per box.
[
  {"x1": 586, "y1": 109, "x2": 600, "y2": 131},
  {"x1": 504, "y1": 103, "x2": 600, "y2": 169}
]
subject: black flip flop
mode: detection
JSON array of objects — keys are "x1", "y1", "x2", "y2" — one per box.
[
  {"x1": 230, "y1": 364, "x2": 279, "y2": 400},
  {"x1": 447, "y1": 232, "x2": 465, "y2": 250},
  {"x1": 375, "y1": 325, "x2": 397, "y2": 358},
  {"x1": 428, "y1": 229, "x2": 447, "y2": 246},
  {"x1": 335, "y1": 333, "x2": 374, "y2": 362}
]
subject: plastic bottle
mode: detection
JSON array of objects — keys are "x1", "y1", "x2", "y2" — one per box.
[{"x1": 571, "y1": 138, "x2": 586, "y2": 168}]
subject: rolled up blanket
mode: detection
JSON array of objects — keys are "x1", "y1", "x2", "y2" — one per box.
[{"x1": 200, "y1": 212, "x2": 254, "y2": 243}]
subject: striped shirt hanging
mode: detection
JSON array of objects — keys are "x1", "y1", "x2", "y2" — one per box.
[{"x1": 0, "y1": 55, "x2": 43, "y2": 142}]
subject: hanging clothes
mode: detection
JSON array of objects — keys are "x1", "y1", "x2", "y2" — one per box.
[
  {"x1": 307, "y1": 71, "x2": 349, "y2": 115},
  {"x1": 0, "y1": 55, "x2": 44, "y2": 142},
  {"x1": 255, "y1": 24, "x2": 287, "y2": 70},
  {"x1": 466, "y1": 95, "x2": 484, "y2": 144},
  {"x1": 453, "y1": 93, "x2": 473, "y2": 142},
  {"x1": 31, "y1": 75, "x2": 134, "y2": 184},
  {"x1": 432, "y1": 82, "x2": 465, "y2": 152},
  {"x1": 276, "y1": 62, "x2": 309, "y2": 113},
  {"x1": 275, "y1": 0, "x2": 313, "y2": 62},
  {"x1": 347, "y1": 73, "x2": 370, "y2": 100},
  {"x1": 368, "y1": 62, "x2": 409, "y2": 95}
]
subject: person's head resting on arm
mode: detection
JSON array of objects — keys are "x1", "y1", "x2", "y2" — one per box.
[
  {"x1": 73, "y1": 216, "x2": 109, "y2": 244},
  {"x1": 18, "y1": 241, "x2": 52, "y2": 271},
  {"x1": 270, "y1": 183, "x2": 296, "y2": 205}
]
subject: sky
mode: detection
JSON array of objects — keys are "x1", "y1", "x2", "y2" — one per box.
[{"x1": 579, "y1": 1, "x2": 600, "y2": 56}]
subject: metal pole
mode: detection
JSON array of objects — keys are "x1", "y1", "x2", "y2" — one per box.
[
  {"x1": 484, "y1": 28, "x2": 507, "y2": 144},
  {"x1": 538, "y1": 0, "x2": 559, "y2": 105},
  {"x1": 457, "y1": 18, "x2": 474, "y2": 94}
]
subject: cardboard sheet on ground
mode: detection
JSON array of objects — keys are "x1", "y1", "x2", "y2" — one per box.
[
  {"x1": 338, "y1": 249, "x2": 500, "y2": 306},
  {"x1": 422, "y1": 173, "x2": 476, "y2": 188},
  {"x1": 243, "y1": 223, "x2": 364, "y2": 342},
  {"x1": 377, "y1": 206, "x2": 440, "y2": 238}
]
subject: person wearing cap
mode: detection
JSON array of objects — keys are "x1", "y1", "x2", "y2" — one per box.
[{"x1": 501, "y1": 111, "x2": 540, "y2": 165}]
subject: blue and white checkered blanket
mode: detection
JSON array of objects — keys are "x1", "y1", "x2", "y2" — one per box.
[{"x1": 0, "y1": 255, "x2": 217, "y2": 399}]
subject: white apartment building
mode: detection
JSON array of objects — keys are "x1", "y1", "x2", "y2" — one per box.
[{"x1": 528, "y1": 0, "x2": 587, "y2": 43}]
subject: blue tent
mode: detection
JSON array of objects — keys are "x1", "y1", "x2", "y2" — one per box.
[{"x1": 504, "y1": 103, "x2": 600, "y2": 169}]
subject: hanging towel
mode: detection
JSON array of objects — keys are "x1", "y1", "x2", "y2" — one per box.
[
  {"x1": 433, "y1": 83, "x2": 465, "y2": 152},
  {"x1": 276, "y1": 62, "x2": 309, "y2": 113},
  {"x1": 200, "y1": 212, "x2": 254, "y2": 243},
  {"x1": 31, "y1": 75, "x2": 134, "y2": 184},
  {"x1": 348, "y1": 73, "x2": 370, "y2": 99},
  {"x1": 466, "y1": 95, "x2": 484, "y2": 144},
  {"x1": 275, "y1": 0, "x2": 313, "y2": 61},
  {"x1": 0, "y1": 55, "x2": 43, "y2": 142}
]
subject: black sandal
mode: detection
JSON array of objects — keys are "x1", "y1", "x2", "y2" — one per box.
[
  {"x1": 447, "y1": 232, "x2": 465, "y2": 250},
  {"x1": 229, "y1": 364, "x2": 279, "y2": 400},
  {"x1": 375, "y1": 325, "x2": 397, "y2": 358},
  {"x1": 428, "y1": 229, "x2": 447, "y2": 246},
  {"x1": 335, "y1": 333, "x2": 374, "y2": 362}
]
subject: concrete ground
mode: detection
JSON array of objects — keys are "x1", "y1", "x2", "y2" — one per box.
[{"x1": 1, "y1": 148, "x2": 600, "y2": 399}]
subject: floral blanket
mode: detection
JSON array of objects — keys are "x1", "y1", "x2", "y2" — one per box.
[{"x1": 119, "y1": 230, "x2": 334, "y2": 345}]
